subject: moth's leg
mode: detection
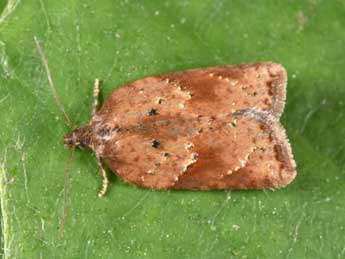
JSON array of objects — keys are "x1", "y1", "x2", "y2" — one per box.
[
  {"x1": 96, "y1": 154, "x2": 109, "y2": 198},
  {"x1": 92, "y1": 79, "x2": 100, "y2": 116}
]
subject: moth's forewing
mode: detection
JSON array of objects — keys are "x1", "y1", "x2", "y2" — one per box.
[
  {"x1": 96, "y1": 63, "x2": 286, "y2": 128},
  {"x1": 91, "y1": 63, "x2": 296, "y2": 190},
  {"x1": 164, "y1": 62, "x2": 287, "y2": 118},
  {"x1": 173, "y1": 111, "x2": 296, "y2": 190}
]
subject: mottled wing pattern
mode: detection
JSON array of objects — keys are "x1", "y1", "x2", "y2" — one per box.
[
  {"x1": 91, "y1": 62, "x2": 296, "y2": 189},
  {"x1": 95, "y1": 63, "x2": 286, "y2": 128},
  {"x1": 98, "y1": 114, "x2": 265, "y2": 189},
  {"x1": 163, "y1": 62, "x2": 287, "y2": 118},
  {"x1": 173, "y1": 110, "x2": 296, "y2": 189},
  {"x1": 95, "y1": 76, "x2": 195, "y2": 129}
]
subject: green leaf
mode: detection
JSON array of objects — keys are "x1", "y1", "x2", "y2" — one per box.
[{"x1": 1, "y1": 0, "x2": 344, "y2": 258}]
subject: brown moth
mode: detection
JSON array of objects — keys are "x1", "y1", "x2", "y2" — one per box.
[
  {"x1": 34, "y1": 37, "x2": 296, "y2": 230},
  {"x1": 88, "y1": 64, "x2": 297, "y2": 192}
]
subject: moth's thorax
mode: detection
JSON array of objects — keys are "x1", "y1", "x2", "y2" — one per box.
[
  {"x1": 86, "y1": 115, "x2": 122, "y2": 156},
  {"x1": 63, "y1": 126, "x2": 92, "y2": 150}
]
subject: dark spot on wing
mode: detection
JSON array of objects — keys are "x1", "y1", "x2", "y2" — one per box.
[
  {"x1": 151, "y1": 139, "x2": 161, "y2": 148},
  {"x1": 148, "y1": 108, "x2": 159, "y2": 116}
]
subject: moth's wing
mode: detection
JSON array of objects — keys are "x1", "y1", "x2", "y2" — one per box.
[
  {"x1": 101, "y1": 111, "x2": 296, "y2": 190},
  {"x1": 163, "y1": 62, "x2": 287, "y2": 118},
  {"x1": 94, "y1": 62, "x2": 287, "y2": 131},
  {"x1": 100, "y1": 115, "x2": 258, "y2": 189},
  {"x1": 173, "y1": 110, "x2": 296, "y2": 190},
  {"x1": 102, "y1": 133, "x2": 197, "y2": 189},
  {"x1": 94, "y1": 75, "x2": 197, "y2": 129}
]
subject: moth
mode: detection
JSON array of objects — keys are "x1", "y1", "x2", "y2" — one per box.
[{"x1": 34, "y1": 37, "x2": 296, "y2": 230}]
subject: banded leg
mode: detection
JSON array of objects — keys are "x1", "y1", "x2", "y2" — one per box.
[
  {"x1": 92, "y1": 79, "x2": 100, "y2": 116},
  {"x1": 96, "y1": 155, "x2": 109, "y2": 197}
]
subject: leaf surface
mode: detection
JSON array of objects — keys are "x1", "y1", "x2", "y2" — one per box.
[{"x1": 0, "y1": 1, "x2": 344, "y2": 258}]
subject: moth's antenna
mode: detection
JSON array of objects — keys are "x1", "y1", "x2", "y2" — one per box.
[
  {"x1": 34, "y1": 36, "x2": 74, "y2": 129},
  {"x1": 60, "y1": 146, "x2": 75, "y2": 235}
]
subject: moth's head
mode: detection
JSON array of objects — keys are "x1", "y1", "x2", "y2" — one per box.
[{"x1": 63, "y1": 126, "x2": 91, "y2": 149}]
